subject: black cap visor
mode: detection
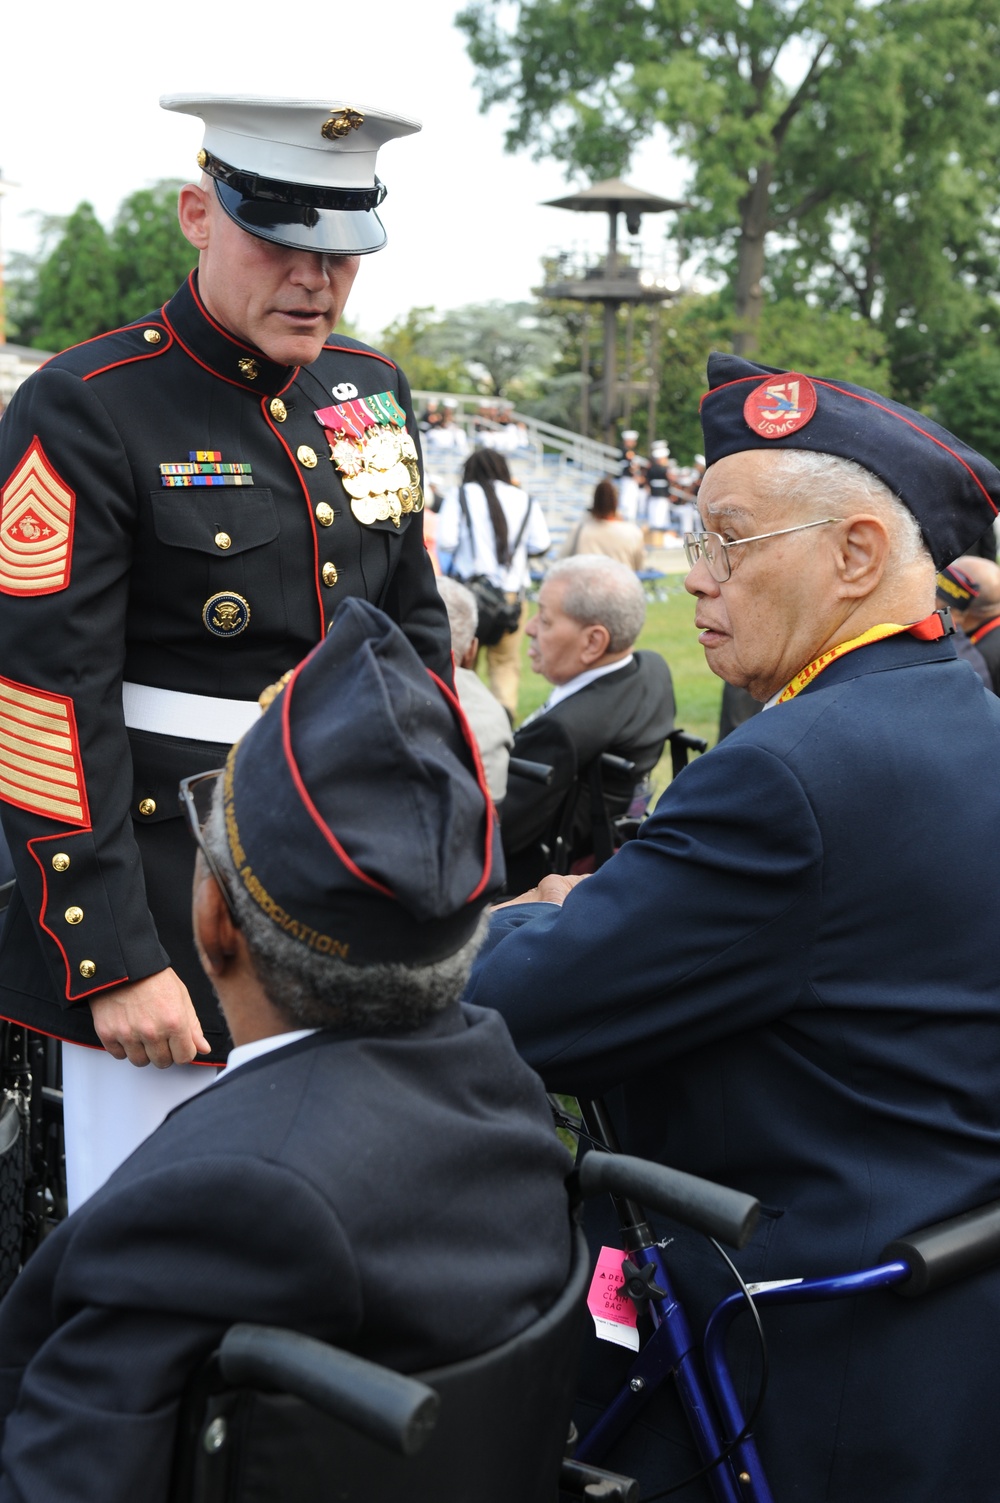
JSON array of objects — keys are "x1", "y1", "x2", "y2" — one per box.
[{"x1": 214, "y1": 178, "x2": 387, "y2": 255}]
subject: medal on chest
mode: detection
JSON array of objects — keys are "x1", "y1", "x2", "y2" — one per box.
[{"x1": 314, "y1": 391, "x2": 422, "y2": 528}]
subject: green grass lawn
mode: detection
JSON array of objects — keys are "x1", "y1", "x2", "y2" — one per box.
[{"x1": 508, "y1": 578, "x2": 724, "y2": 798}]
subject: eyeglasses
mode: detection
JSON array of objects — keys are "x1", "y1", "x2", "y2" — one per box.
[
  {"x1": 178, "y1": 769, "x2": 240, "y2": 925},
  {"x1": 683, "y1": 518, "x2": 841, "y2": 582}
]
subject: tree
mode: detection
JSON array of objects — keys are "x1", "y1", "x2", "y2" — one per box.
[
  {"x1": 421, "y1": 302, "x2": 559, "y2": 397},
  {"x1": 458, "y1": 0, "x2": 1000, "y2": 361},
  {"x1": 33, "y1": 202, "x2": 118, "y2": 353},
  {"x1": 929, "y1": 344, "x2": 1000, "y2": 472},
  {"x1": 111, "y1": 181, "x2": 197, "y2": 324},
  {"x1": 377, "y1": 307, "x2": 468, "y2": 392}
]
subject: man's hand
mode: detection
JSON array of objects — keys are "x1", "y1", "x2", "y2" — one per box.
[
  {"x1": 89, "y1": 969, "x2": 212, "y2": 1068},
  {"x1": 493, "y1": 873, "x2": 588, "y2": 909}
]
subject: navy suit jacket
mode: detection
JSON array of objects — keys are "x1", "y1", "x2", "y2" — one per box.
[
  {"x1": 501, "y1": 652, "x2": 675, "y2": 890},
  {"x1": 468, "y1": 632, "x2": 1000, "y2": 1502},
  {"x1": 0, "y1": 1007, "x2": 571, "y2": 1503}
]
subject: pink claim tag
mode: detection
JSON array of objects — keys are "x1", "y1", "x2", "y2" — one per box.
[{"x1": 586, "y1": 1246, "x2": 640, "y2": 1351}]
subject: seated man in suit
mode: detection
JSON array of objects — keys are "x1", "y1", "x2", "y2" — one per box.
[
  {"x1": 467, "y1": 357, "x2": 1000, "y2": 1502},
  {"x1": 501, "y1": 556, "x2": 675, "y2": 892},
  {"x1": 0, "y1": 599, "x2": 572, "y2": 1503}
]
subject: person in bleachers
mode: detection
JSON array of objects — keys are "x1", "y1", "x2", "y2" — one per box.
[
  {"x1": 436, "y1": 450, "x2": 551, "y2": 720},
  {"x1": 558, "y1": 480, "x2": 645, "y2": 572},
  {"x1": 436, "y1": 576, "x2": 513, "y2": 803},
  {"x1": 938, "y1": 555, "x2": 1000, "y2": 693},
  {"x1": 500, "y1": 556, "x2": 674, "y2": 893}
]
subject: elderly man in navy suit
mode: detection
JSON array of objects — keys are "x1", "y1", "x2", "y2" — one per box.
[
  {"x1": 501, "y1": 556, "x2": 675, "y2": 891},
  {"x1": 466, "y1": 356, "x2": 1000, "y2": 1502},
  {"x1": 0, "y1": 599, "x2": 571, "y2": 1503}
]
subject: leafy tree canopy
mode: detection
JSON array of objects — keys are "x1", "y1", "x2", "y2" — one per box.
[
  {"x1": 458, "y1": 0, "x2": 1000, "y2": 374},
  {"x1": 9, "y1": 181, "x2": 197, "y2": 352},
  {"x1": 380, "y1": 301, "x2": 560, "y2": 399},
  {"x1": 111, "y1": 180, "x2": 198, "y2": 325}
]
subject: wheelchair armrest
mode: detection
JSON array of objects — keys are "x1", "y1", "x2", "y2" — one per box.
[
  {"x1": 508, "y1": 756, "x2": 555, "y2": 785},
  {"x1": 575, "y1": 1153, "x2": 760, "y2": 1250},
  {"x1": 881, "y1": 1197, "x2": 1000, "y2": 1298},
  {"x1": 218, "y1": 1324, "x2": 440, "y2": 1457},
  {"x1": 599, "y1": 753, "x2": 636, "y2": 776}
]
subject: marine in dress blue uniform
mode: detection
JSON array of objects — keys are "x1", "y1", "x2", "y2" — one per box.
[
  {"x1": 0, "y1": 95, "x2": 452, "y2": 1203},
  {"x1": 466, "y1": 355, "x2": 1000, "y2": 1501},
  {"x1": 0, "y1": 99, "x2": 448, "y2": 1064}
]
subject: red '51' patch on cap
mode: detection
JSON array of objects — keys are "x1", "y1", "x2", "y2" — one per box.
[{"x1": 743, "y1": 375, "x2": 817, "y2": 439}]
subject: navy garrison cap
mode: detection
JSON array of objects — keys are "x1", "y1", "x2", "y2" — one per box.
[
  {"x1": 700, "y1": 354, "x2": 1000, "y2": 568},
  {"x1": 223, "y1": 599, "x2": 501, "y2": 966}
]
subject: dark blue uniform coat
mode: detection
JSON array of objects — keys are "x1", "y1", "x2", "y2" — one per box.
[
  {"x1": 0, "y1": 274, "x2": 450, "y2": 1056},
  {"x1": 0, "y1": 1006, "x2": 572, "y2": 1503},
  {"x1": 468, "y1": 632, "x2": 1000, "y2": 1502}
]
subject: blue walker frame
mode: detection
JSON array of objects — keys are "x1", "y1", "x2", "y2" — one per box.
[{"x1": 567, "y1": 1097, "x2": 913, "y2": 1502}]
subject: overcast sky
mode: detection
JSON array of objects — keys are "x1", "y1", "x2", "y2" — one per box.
[{"x1": 0, "y1": 0, "x2": 690, "y2": 342}]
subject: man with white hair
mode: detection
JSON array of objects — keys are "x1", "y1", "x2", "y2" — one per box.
[
  {"x1": 0, "y1": 95, "x2": 451, "y2": 1208},
  {"x1": 468, "y1": 355, "x2": 1000, "y2": 1500},
  {"x1": 436, "y1": 575, "x2": 513, "y2": 801},
  {"x1": 501, "y1": 555, "x2": 674, "y2": 891}
]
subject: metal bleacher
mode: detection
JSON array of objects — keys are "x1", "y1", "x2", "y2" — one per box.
[{"x1": 412, "y1": 394, "x2": 620, "y2": 567}]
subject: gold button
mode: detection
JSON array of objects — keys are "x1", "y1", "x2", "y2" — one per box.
[
  {"x1": 51, "y1": 853, "x2": 70, "y2": 873},
  {"x1": 79, "y1": 960, "x2": 96, "y2": 979},
  {"x1": 197, "y1": 148, "x2": 208, "y2": 168},
  {"x1": 297, "y1": 445, "x2": 318, "y2": 469},
  {"x1": 315, "y1": 503, "x2": 334, "y2": 527},
  {"x1": 143, "y1": 329, "x2": 162, "y2": 345},
  {"x1": 138, "y1": 798, "x2": 157, "y2": 817},
  {"x1": 322, "y1": 562, "x2": 339, "y2": 588},
  {"x1": 215, "y1": 532, "x2": 232, "y2": 550},
  {"x1": 269, "y1": 398, "x2": 288, "y2": 422},
  {"x1": 65, "y1": 906, "x2": 84, "y2": 926}
]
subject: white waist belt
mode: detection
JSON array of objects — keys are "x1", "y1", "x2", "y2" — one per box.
[{"x1": 122, "y1": 682, "x2": 262, "y2": 744}]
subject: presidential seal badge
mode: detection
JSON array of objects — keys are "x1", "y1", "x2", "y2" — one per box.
[
  {"x1": 203, "y1": 591, "x2": 251, "y2": 637},
  {"x1": 743, "y1": 375, "x2": 817, "y2": 439}
]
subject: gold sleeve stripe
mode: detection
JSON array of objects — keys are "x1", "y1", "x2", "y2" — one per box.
[
  {"x1": 0, "y1": 438, "x2": 75, "y2": 597},
  {"x1": 0, "y1": 677, "x2": 88, "y2": 826},
  {"x1": 0, "y1": 750, "x2": 82, "y2": 792},
  {"x1": 0, "y1": 729, "x2": 77, "y2": 770}
]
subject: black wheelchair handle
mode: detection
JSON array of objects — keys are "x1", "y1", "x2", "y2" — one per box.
[
  {"x1": 669, "y1": 730, "x2": 709, "y2": 756},
  {"x1": 508, "y1": 756, "x2": 555, "y2": 785},
  {"x1": 881, "y1": 1196, "x2": 1000, "y2": 1298},
  {"x1": 599, "y1": 752, "x2": 637, "y2": 775},
  {"x1": 218, "y1": 1324, "x2": 440, "y2": 1457},
  {"x1": 577, "y1": 1153, "x2": 760, "y2": 1251}
]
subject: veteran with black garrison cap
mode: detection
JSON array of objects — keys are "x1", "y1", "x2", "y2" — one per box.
[
  {"x1": 0, "y1": 598, "x2": 572, "y2": 1503},
  {"x1": 466, "y1": 354, "x2": 1000, "y2": 1501},
  {"x1": 0, "y1": 93, "x2": 452, "y2": 1211}
]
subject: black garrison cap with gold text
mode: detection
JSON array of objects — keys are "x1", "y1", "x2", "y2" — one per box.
[
  {"x1": 700, "y1": 353, "x2": 1000, "y2": 568},
  {"x1": 222, "y1": 598, "x2": 502, "y2": 966},
  {"x1": 160, "y1": 94, "x2": 420, "y2": 255}
]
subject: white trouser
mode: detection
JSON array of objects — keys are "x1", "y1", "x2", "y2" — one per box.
[{"x1": 62, "y1": 1042, "x2": 219, "y2": 1211}]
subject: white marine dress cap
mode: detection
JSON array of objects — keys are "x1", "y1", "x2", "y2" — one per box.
[{"x1": 160, "y1": 94, "x2": 421, "y2": 255}]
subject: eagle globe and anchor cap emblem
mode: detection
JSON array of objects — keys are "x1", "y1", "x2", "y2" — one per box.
[
  {"x1": 743, "y1": 374, "x2": 818, "y2": 439},
  {"x1": 202, "y1": 591, "x2": 251, "y2": 637}
]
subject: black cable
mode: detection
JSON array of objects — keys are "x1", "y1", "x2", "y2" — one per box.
[{"x1": 638, "y1": 1238, "x2": 769, "y2": 1501}]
